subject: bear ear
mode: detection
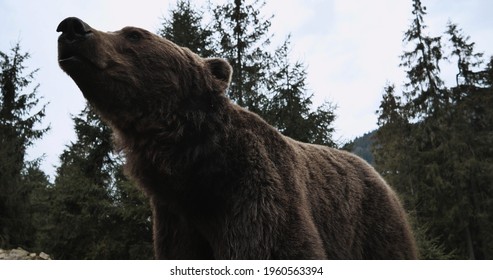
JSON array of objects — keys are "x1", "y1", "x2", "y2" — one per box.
[{"x1": 205, "y1": 58, "x2": 232, "y2": 87}]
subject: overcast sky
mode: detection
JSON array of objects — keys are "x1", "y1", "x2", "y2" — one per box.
[{"x1": 1, "y1": 0, "x2": 492, "y2": 179}]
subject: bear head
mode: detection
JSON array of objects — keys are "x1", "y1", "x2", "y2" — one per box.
[{"x1": 57, "y1": 17, "x2": 232, "y2": 133}]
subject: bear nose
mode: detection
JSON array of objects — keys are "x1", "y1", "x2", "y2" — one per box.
[{"x1": 57, "y1": 17, "x2": 93, "y2": 42}]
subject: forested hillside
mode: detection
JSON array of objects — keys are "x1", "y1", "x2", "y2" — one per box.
[{"x1": 344, "y1": 130, "x2": 376, "y2": 165}]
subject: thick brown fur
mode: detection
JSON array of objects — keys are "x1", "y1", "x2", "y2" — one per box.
[{"x1": 57, "y1": 17, "x2": 418, "y2": 259}]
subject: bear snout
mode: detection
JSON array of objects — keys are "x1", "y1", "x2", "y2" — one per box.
[
  {"x1": 57, "y1": 17, "x2": 100, "y2": 71},
  {"x1": 57, "y1": 17, "x2": 93, "y2": 43}
]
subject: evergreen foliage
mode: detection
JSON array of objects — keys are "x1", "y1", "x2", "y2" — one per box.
[
  {"x1": 0, "y1": 43, "x2": 48, "y2": 249},
  {"x1": 374, "y1": 0, "x2": 493, "y2": 259},
  {"x1": 211, "y1": 0, "x2": 272, "y2": 111},
  {"x1": 157, "y1": 0, "x2": 214, "y2": 57},
  {"x1": 264, "y1": 37, "x2": 336, "y2": 146},
  {"x1": 343, "y1": 130, "x2": 376, "y2": 165},
  {"x1": 39, "y1": 107, "x2": 153, "y2": 259}
]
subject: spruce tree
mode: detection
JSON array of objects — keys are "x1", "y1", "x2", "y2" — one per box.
[
  {"x1": 0, "y1": 43, "x2": 48, "y2": 249},
  {"x1": 265, "y1": 37, "x2": 336, "y2": 147},
  {"x1": 400, "y1": 0, "x2": 445, "y2": 118},
  {"x1": 46, "y1": 106, "x2": 152, "y2": 259},
  {"x1": 443, "y1": 23, "x2": 493, "y2": 259},
  {"x1": 375, "y1": 0, "x2": 493, "y2": 259},
  {"x1": 375, "y1": 0, "x2": 448, "y2": 258},
  {"x1": 212, "y1": 0, "x2": 272, "y2": 112},
  {"x1": 446, "y1": 21, "x2": 484, "y2": 87},
  {"x1": 158, "y1": 0, "x2": 214, "y2": 57},
  {"x1": 23, "y1": 160, "x2": 52, "y2": 253},
  {"x1": 375, "y1": 85, "x2": 415, "y2": 204}
]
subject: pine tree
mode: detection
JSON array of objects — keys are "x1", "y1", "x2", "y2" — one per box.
[
  {"x1": 442, "y1": 23, "x2": 493, "y2": 259},
  {"x1": 212, "y1": 0, "x2": 272, "y2": 112},
  {"x1": 375, "y1": 0, "x2": 493, "y2": 259},
  {"x1": 376, "y1": 84, "x2": 457, "y2": 259},
  {"x1": 23, "y1": 160, "x2": 52, "y2": 253},
  {"x1": 400, "y1": 0, "x2": 445, "y2": 118},
  {"x1": 374, "y1": 0, "x2": 449, "y2": 258},
  {"x1": 446, "y1": 21, "x2": 484, "y2": 87},
  {"x1": 388, "y1": 1, "x2": 452, "y2": 257},
  {"x1": 43, "y1": 106, "x2": 112, "y2": 258},
  {"x1": 375, "y1": 85, "x2": 410, "y2": 196},
  {"x1": 264, "y1": 37, "x2": 336, "y2": 147},
  {"x1": 45, "y1": 106, "x2": 152, "y2": 259},
  {"x1": 157, "y1": 0, "x2": 214, "y2": 57},
  {"x1": 0, "y1": 43, "x2": 48, "y2": 249}
]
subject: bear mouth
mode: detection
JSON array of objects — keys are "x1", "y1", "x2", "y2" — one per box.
[
  {"x1": 58, "y1": 54, "x2": 80, "y2": 63},
  {"x1": 58, "y1": 48, "x2": 96, "y2": 70}
]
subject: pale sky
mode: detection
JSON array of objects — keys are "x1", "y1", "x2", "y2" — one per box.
[{"x1": 1, "y1": 0, "x2": 492, "y2": 179}]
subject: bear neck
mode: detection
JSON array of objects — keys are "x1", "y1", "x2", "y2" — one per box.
[{"x1": 115, "y1": 94, "x2": 231, "y2": 179}]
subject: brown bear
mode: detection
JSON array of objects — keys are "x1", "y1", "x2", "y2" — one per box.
[{"x1": 57, "y1": 17, "x2": 417, "y2": 259}]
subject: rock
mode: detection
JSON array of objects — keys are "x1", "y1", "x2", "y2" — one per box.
[
  {"x1": 0, "y1": 248, "x2": 51, "y2": 260},
  {"x1": 10, "y1": 248, "x2": 29, "y2": 259},
  {"x1": 39, "y1": 252, "x2": 50, "y2": 260}
]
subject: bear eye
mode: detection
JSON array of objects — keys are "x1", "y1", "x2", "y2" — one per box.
[{"x1": 125, "y1": 31, "x2": 142, "y2": 42}]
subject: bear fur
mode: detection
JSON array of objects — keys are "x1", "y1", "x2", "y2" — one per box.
[{"x1": 57, "y1": 17, "x2": 417, "y2": 259}]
